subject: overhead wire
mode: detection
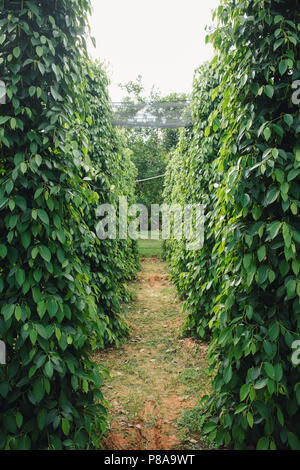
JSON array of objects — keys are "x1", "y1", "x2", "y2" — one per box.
[{"x1": 136, "y1": 174, "x2": 166, "y2": 183}]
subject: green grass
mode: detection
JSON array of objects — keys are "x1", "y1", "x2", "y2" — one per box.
[
  {"x1": 177, "y1": 405, "x2": 218, "y2": 450},
  {"x1": 177, "y1": 367, "x2": 210, "y2": 396},
  {"x1": 137, "y1": 231, "x2": 163, "y2": 258}
]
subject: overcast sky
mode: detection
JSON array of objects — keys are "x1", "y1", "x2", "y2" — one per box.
[{"x1": 88, "y1": 0, "x2": 220, "y2": 101}]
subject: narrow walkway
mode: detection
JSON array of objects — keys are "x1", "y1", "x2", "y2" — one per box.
[{"x1": 94, "y1": 258, "x2": 210, "y2": 450}]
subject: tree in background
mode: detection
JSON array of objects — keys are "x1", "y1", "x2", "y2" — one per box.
[{"x1": 118, "y1": 77, "x2": 187, "y2": 216}]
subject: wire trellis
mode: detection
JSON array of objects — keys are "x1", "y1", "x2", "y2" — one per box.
[{"x1": 111, "y1": 100, "x2": 193, "y2": 129}]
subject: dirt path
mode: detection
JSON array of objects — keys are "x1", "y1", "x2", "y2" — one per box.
[{"x1": 94, "y1": 258, "x2": 210, "y2": 450}]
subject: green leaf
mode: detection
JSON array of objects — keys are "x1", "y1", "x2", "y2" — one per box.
[
  {"x1": 33, "y1": 379, "x2": 45, "y2": 403},
  {"x1": 20, "y1": 162, "x2": 27, "y2": 174},
  {"x1": 31, "y1": 248, "x2": 39, "y2": 262},
  {"x1": 37, "y1": 209, "x2": 49, "y2": 225},
  {"x1": 257, "y1": 245, "x2": 266, "y2": 262},
  {"x1": 16, "y1": 269, "x2": 26, "y2": 287},
  {"x1": 274, "y1": 363, "x2": 283, "y2": 382},
  {"x1": 257, "y1": 436, "x2": 269, "y2": 450},
  {"x1": 267, "y1": 221, "x2": 281, "y2": 240},
  {"x1": 263, "y1": 340, "x2": 273, "y2": 357},
  {"x1": 2, "y1": 303, "x2": 15, "y2": 321},
  {"x1": 0, "y1": 381, "x2": 9, "y2": 398},
  {"x1": 234, "y1": 403, "x2": 248, "y2": 414},
  {"x1": 13, "y1": 47, "x2": 21, "y2": 58},
  {"x1": 37, "y1": 409, "x2": 47, "y2": 431},
  {"x1": 33, "y1": 269, "x2": 42, "y2": 283},
  {"x1": 247, "y1": 412, "x2": 254, "y2": 428},
  {"x1": 286, "y1": 279, "x2": 296, "y2": 299},
  {"x1": 240, "y1": 383, "x2": 251, "y2": 401},
  {"x1": 224, "y1": 365, "x2": 232, "y2": 384},
  {"x1": 288, "y1": 432, "x2": 300, "y2": 450},
  {"x1": 268, "y1": 322, "x2": 279, "y2": 341},
  {"x1": 15, "y1": 412, "x2": 23, "y2": 428},
  {"x1": 37, "y1": 301, "x2": 47, "y2": 319},
  {"x1": 264, "y1": 362, "x2": 275, "y2": 380},
  {"x1": 36, "y1": 46, "x2": 43, "y2": 57},
  {"x1": 265, "y1": 187, "x2": 279, "y2": 206},
  {"x1": 274, "y1": 168, "x2": 284, "y2": 183},
  {"x1": 50, "y1": 86, "x2": 63, "y2": 101},
  {"x1": 21, "y1": 232, "x2": 31, "y2": 250},
  {"x1": 292, "y1": 259, "x2": 300, "y2": 276},
  {"x1": 263, "y1": 127, "x2": 271, "y2": 141},
  {"x1": 47, "y1": 299, "x2": 58, "y2": 318},
  {"x1": 287, "y1": 169, "x2": 299, "y2": 182},
  {"x1": 62, "y1": 418, "x2": 70, "y2": 436},
  {"x1": 0, "y1": 116, "x2": 10, "y2": 125},
  {"x1": 264, "y1": 85, "x2": 274, "y2": 99},
  {"x1": 274, "y1": 15, "x2": 283, "y2": 24},
  {"x1": 14, "y1": 306, "x2": 22, "y2": 321},
  {"x1": 35, "y1": 154, "x2": 42, "y2": 166},
  {"x1": 0, "y1": 244, "x2": 8, "y2": 259},
  {"x1": 279, "y1": 260, "x2": 289, "y2": 276},
  {"x1": 56, "y1": 229, "x2": 66, "y2": 244},
  {"x1": 39, "y1": 245, "x2": 51, "y2": 263},
  {"x1": 277, "y1": 408, "x2": 284, "y2": 426},
  {"x1": 254, "y1": 378, "x2": 268, "y2": 390},
  {"x1": 30, "y1": 329, "x2": 37, "y2": 345},
  {"x1": 29, "y1": 86, "x2": 36, "y2": 97},
  {"x1": 284, "y1": 114, "x2": 293, "y2": 127},
  {"x1": 279, "y1": 60, "x2": 288, "y2": 76},
  {"x1": 34, "y1": 188, "x2": 43, "y2": 200},
  {"x1": 203, "y1": 421, "x2": 217, "y2": 434},
  {"x1": 246, "y1": 263, "x2": 257, "y2": 286},
  {"x1": 44, "y1": 361, "x2": 54, "y2": 379},
  {"x1": 243, "y1": 254, "x2": 252, "y2": 269}
]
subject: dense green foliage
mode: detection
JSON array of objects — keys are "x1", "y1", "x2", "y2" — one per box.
[
  {"x1": 79, "y1": 61, "x2": 138, "y2": 348},
  {"x1": 0, "y1": 1, "x2": 137, "y2": 449},
  {"x1": 163, "y1": 62, "x2": 221, "y2": 339},
  {"x1": 164, "y1": 0, "x2": 300, "y2": 449}
]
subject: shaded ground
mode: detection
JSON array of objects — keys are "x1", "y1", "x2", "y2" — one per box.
[{"x1": 93, "y1": 257, "x2": 210, "y2": 450}]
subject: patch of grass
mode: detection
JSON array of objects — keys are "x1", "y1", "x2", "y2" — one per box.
[
  {"x1": 125, "y1": 393, "x2": 145, "y2": 419},
  {"x1": 120, "y1": 358, "x2": 139, "y2": 374},
  {"x1": 177, "y1": 367, "x2": 209, "y2": 396},
  {"x1": 137, "y1": 231, "x2": 163, "y2": 258},
  {"x1": 177, "y1": 405, "x2": 218, "y2": 450}
]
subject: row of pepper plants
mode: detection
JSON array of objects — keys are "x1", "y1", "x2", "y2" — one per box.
[
  {"x1": 164, "y1": 0, "x2": 300, "y2": 450},
  {"x1": 0, "y1": 1, "x2": 138, "y2": 449}
]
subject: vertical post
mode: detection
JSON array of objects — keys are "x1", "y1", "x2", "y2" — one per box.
[
  {"x1": 0, "y1": 341, "x2": 6, "y2": 365},
  {"x1": 0, "y1": 80, "x2": 6, "y2": 104}
]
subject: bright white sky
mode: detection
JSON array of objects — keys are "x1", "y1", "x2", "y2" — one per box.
[{"x1": 88, "y1": 0, "x2": 220, "y2": 102}]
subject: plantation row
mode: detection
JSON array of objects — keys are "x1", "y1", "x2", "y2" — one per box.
[
  {"x1": 0, "y1": 2, "x2": 138, "y2": 449},
  {"x1": 164, "y1": 0, "x2": 300, "y2": 450}
]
